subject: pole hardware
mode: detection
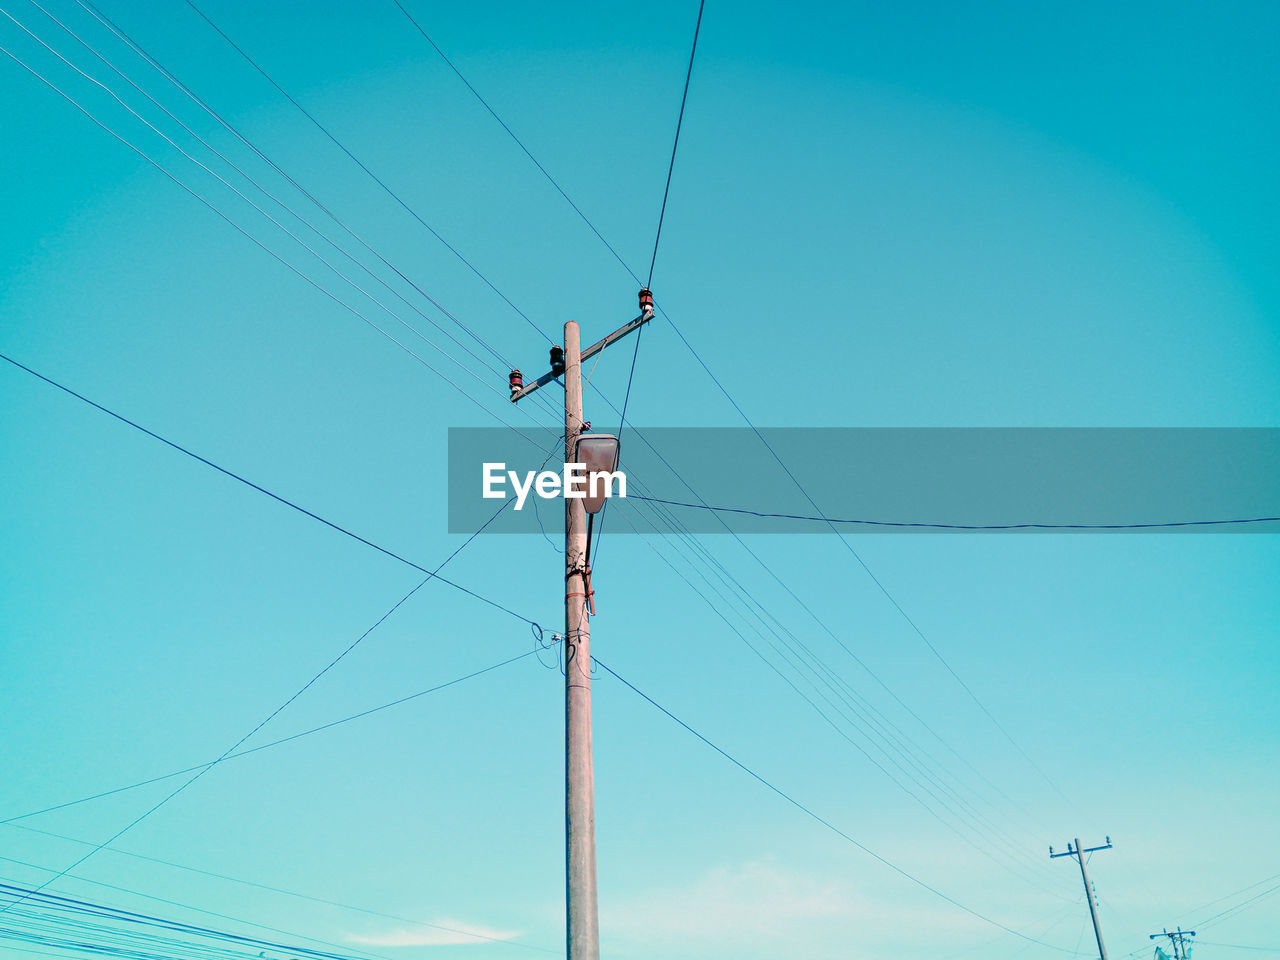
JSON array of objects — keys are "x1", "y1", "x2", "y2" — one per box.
[
  {"x1": 1051, "y1": 836, "x2": 1113, "y2": 960},
  {"x1": 638, "y1": 286, "x2": 654, "y2": 319},
  {"x1": 1150, "y1": 927, "x2": 1196, "y2": 960},
  {"x1": 508, "y1": 292, "x2": 655, "y2": 404},
  {"x1": 507, "y1": 297, "x2": 653, "y2": 960}
]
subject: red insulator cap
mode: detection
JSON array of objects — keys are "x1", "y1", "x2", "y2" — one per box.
[{"x1": 638, "y1": 287, "x2": 654, "y2": 310}]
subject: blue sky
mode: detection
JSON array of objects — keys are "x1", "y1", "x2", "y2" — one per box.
[{"x1": 1, "y1": 2, "x2": 1277, "y2": 959}]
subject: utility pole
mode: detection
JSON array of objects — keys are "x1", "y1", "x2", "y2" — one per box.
[
  {"x1": 562, "y1": 318, "x2": 596, "y2": 960},
  {"x1": 1051, "y1": 836, "x2": 1112, "y2": 960},
  {"x1": 509, "y1": 289, "x2": 654, "y2": 960},
  {"x1": 1150, "y1": 927, "x2": 1196, "y2": 959}
]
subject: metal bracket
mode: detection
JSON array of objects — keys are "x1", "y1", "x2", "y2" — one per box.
[{"x1": 510, "y1": 312, "x2": 650, "y2": 403}]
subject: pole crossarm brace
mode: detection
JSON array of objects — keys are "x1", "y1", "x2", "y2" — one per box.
[
  {"x1": 1149, "y1": 929, "x2": 1197, "y2": 941},
  {"x1": 1051, "y1": 837, "x2": 1113, "y2": 858},
  {"x1": 511, "y1": 312, "x2": 650, "y2": 404}
]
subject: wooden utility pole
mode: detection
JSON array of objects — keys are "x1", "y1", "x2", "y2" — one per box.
[
  {"x1": 1051, "y1": 836, "x2": 1112, "y2": 960},
  {"x1": 508, "y1": 291, "x2": 653, "y2": 960},
  {"x1": 1150, "y1": 927, "x2": 1196, "y2": 959},
  {"x1": 562, "y1": 319, "x2": 597, "y2": 960}
]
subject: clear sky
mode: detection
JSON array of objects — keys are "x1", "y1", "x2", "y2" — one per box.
[{"x1": 1, "y1": 2, "x2": 1277, "y2": 959}]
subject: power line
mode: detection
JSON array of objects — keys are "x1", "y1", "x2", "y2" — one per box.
[
  {"x1": 3, "y1": 825, "x2": 558, "y2": 956},
  {"x1": 399, "y1": 6, "x2": 1066, "y2": 804},
  {"x1": 606, "y1": 423, "x2": 1049, "y2": 829},
  {"x1": 383, "y1": 11, "x2": 1046, "y2": 827},
  {"x1": 621, "y1": 485, "x2": 1013, "y2": 845},
  {"x1": 4, "y1": 3, "x2": 564, "y2": 435},
  {"x1": 647, "y1": 0, "x2": 705, "y2": 287},
  {"x1": 591, "y1": 345, "x2": 1064, "y2": 840},
  {"x1": 3, "y1": 646, "x2": 545, "y2": 824},
  {"x1": 182, "y1": 0, "x2": 551, "y2": 345},
  {"x1": 583, "y1": 397, "x2": 1061, "y2": 853},
  {"x1": 7, "y1": 1, "x2": 1076, "y2": 950},
  {"x1": 588, "y1": 389, "x2": 1049, "y2": 865},
  {"x1": 13, "y1": 824, "x2": 549, "y2": 956},
  {"x1": 591, "y1": 0, "x2": 708, "y2": 563},
  {"x1": 628, "y1": 495, "x2": 1280, "y2": 530},
  {"x1": 63, "y1": 0, "x2": 566, "y2": 434},
  {"x1": 0, "y1": 488, "x2": 520, "y2": 916},
  {"x1": 1116, "y1": 874, "x2": 1280, "y2": 960},
  {"x1": 22, "y1": 0, "x2": 569, "y2": 436},
  {"x1": 1196, "y1": 881, "x2": 1280, "y2": 929},
  {"x1": 389, "y1": 0, "x2": 641, "y2": 287},
  {"x1": 1196, "y1": 943, "x2": 1280, "y2": 953},
  {"x1": 0, "y1": 857, "x2": 392, "y2": 960},
  {"x1": 71, "y1": 0, "x2": 519, "y2": 368},
  {"x1": 1182, "y1": 873, "x2": 1280, "y2": 919},
  {"x1": 614, "y1": 492, "x2": 1067, "y2": 893},
  {"x1": 0, "y1": 34, "x2": 559, "y2": 450},
  {"x1": 42, "y1": 0, "x2": 516, "y2": 382},
  {"x1": 587, "y1": 303, "x2": 644, "y2": 566},
  {"x1": 22, "y1": 0, "x2": 1055, "y2": 890},
  {"x1": 396, "y1": 4, "x2": 1067, "y2": 803},
  {"x1": 1, "y1": 352, "x2": 549, "y2": 925},
  {"x1": 651, "y1": 314, "x2": 1078, "y2": 802},
  {"x1": 0, "y1": 881, "x2": 372, "y2": 960},
  {"x1": 593, "y1": 656, "x2": 1082, "y2": 955},
  {"x1": 933, "y1": 896, "x2": 1086, "y2": 960},
  {"x1": 622, "y1": 462, "x2": 1067, "y2": 881},
  {"x1": 0, "y1": 353, "x2": 539, "y2": 912},
  {"x1": 2, "y1": 22, "x2": 558, "y2": 933},
  {"x1": 0, "y1": 351, "x2": 538, "y2": 626},
  {"x1": 1, "y1": 844, "x2": 554, "y2": 955}
]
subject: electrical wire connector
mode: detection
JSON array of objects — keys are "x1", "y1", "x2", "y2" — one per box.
[
  {"x1": 638, "y1": 287, "x2": 655, "y2": 320},
  {"x1": 508, "y1": 368, "x2": 523, "y2": 401},
  {"x1": 566, "y1": 563, "x2": 596, "y2": 616}
]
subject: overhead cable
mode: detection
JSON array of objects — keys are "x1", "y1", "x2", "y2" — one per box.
[
  {"x1": 593, "y1": 657, "x2": 1082, "y2": 955},
  {"x1": 4, "y1": 647, "x2": 545, "y2": 824},
  {"x1": 183, "y1": 0, "x2": 551, "y2": 345},
  {"x1": 391, "y1": 6, "x2": 1069, "y2": 804},
  {"x1": 629, "y1": 495, "x2": 1280, "y2": 530},
  {"x1": 0, "y1": 351, "x2": 538, "y2": 626}
]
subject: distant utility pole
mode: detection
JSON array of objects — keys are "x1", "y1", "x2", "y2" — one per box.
[
  {"x1": 1150, "y1": 927, "x2": 1196, "y2": 959},
  {"x1": 1051, "y1": 836, "x2": 1113, "y2": 960},
  {"x1": 509, "y1": 289, "x2": 654, "y2": 960}
]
